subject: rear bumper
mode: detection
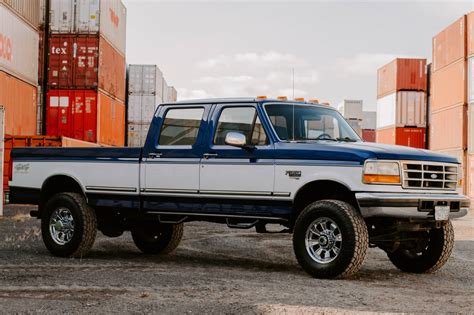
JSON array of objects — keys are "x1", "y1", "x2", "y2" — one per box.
[{"x1": 356, "y1": 192, "x2": 470, "y2": 219}]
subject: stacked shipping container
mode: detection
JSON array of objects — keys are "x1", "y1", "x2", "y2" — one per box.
[
  {"x1": 430, "y1": 13, "x2": 474, "y2": 198},
  {"x1": 361, "y1": 111, "x2": 376, "y2": 142},
  {"x1": 45, "y1": 0, "x2": 127, "y2": 146},
  {"x1": 0, "y1": 2, "x2": 40, "y2": 136},
  {"x1": 126, "y1": 64, "x2": 178, "y2": 147},
  {"x1": 337, "y1": 100, "x2": 363, "y2": 137},
  {"x1": 376, "y1": 58, "x2": 428, "y2": 149}
]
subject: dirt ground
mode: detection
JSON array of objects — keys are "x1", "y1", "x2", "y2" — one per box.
[{"x1": 0, "y1": 204, "x2": 473, "y2": 314}]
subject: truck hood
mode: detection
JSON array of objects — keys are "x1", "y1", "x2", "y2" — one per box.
[{"x1": 274, "y1": 141, "x2": 459, "y2": 165}]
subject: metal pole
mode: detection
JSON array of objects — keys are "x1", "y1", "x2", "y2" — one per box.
[{"x1": 41, "y1": 0, "x2": 50, "y2": 135}]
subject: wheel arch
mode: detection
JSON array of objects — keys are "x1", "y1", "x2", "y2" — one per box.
[
  {"x1": 291, "y1": 179, "x2": 359, "y2": 225},
  {"x1": 39, "y1": 174, "x2": 87, "y2": 217}
]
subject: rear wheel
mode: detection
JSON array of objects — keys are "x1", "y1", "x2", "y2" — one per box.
[
  {"x1": 293, "y1": 200, "x2": 368, "y2": 279},
  {"x1": 41, "y1": 192, "x2": 97, "y2": 258},
  {"x1": 387, "y1": 221, "x2": 454, "y2": 273},
  {"x1": 132, "y1": 223, "x2": 183, "y2": 255}
]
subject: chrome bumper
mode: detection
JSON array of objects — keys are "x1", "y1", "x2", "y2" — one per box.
[{"x1": 356, "y1": 192, "x2": 470, "y2": 219}]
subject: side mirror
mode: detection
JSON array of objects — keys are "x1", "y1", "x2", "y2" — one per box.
[{"x1": 224, "y1": 132, "x2": 247, "y2": 148}]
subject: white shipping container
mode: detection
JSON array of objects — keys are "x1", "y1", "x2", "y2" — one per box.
[
  {"x1": 0, "y1": 4, "x2": 39, "y2": 85},
  {"x1": 127, "y1": 123, "x2": 149, "y2": 147},
  {"x1": 337, "y1": 100, "x2": 363, "y2": 120},
  {"x1": 127, "y1": 94, "x2": 159, "y2": 124},
  {"x1": 376, "y1": 91, "x2": 426, "y2": 129},
  {"x1": 361, "y1": 111, "x2": 376, "y2": 130},
  {"x1": 0, "y1": 0, "x2": 41, "y2": 29},
  {"x1": 346, "y1": 118, "x2": 362, "y2": 137},
  {"x1": 162, "y1": 78, "x2": 169, "y2": 102},
  {"x1": 128, "y1": 64, "x2": 164, "y2": 97},
  {"x1": 167, "y1": 86, "x2": 177, "y2": 102},
  {"x1": 49, "y1": 0, "x2": 126, "y2": 55}
]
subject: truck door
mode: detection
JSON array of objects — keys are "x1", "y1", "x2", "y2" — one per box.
[
  {"x1": 141, "y1": 105, "x2": 208, "y2": 210},
  {"x1": 199, "y1": 104, "x2": 275, "y2": 202}
]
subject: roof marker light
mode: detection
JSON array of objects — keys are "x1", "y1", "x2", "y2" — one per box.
[
  {"x1": 307, "y1": 99, "x2": 319, "y2": 104},
  {"x1": 256, "y1": 95, "x2": 267, "y2": 100},
  {"x1": 294, "y1": 97, "x2": 305, "y2": 102},
  {"x1": 277, "y1": 96, "x2": 288, "y2": 100}
]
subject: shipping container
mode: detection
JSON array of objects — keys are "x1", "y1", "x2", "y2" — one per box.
[
  {"x1": 97, "y1": 91, "x2": 125, "y2": 146},
  {"x1": 431, "y1": 59, "x2": 466, "y2": 112},
  {"x1": 167, "y1": 86, "x2": 177, "y2": 102},
  {"x1": 3, "y1": 135, "x2": 62, "y2": 192},
  {"x1": 337, "y1": 100, "x2": 363, "y2": 120},
  {"x1": 362, "y1": 129, "x2": 376, "y2": 142},
  {"x1": 127, "y1": 122, "x2": 149, "y2": 147},
  {"x1": 429, "y1": 104, "x2": 467, "y2": 151},
  {"x1": 376, "y1": 91, "x2": 426, "y2": 129},
  {"x1": 46, "y1": 89, "x2": 98, "y2": 142},
  {"x1": 46, "y1": 89, "x2": 125, "y2": 146},
  {"x1": 0, "y1": 71, "x2": 37, "y2": 135},
  {"x1": 127, "y1": 94, "x2": 158, "y2": 124},
  {"x1": 48, "y1": 34, "x2": 125, "y2": 101},
  {"x1": 433, "y1": 16, "x2": 466, "y2": 72},
  {"x1": 98, "y1": 36, "x2": 125, "y2": 101},
  {"x1": 468, "y1": 12, "x2": 474, "y2": 57},
  {"x1": 0, "y1": 0, "x2": 41, "y2": 29},
  {"x1": 468, "y1": 56, "x2": 474, "y2": 103},
  {"x1": 377, "y1": 58, "x2": 427, "y2": 98},
  {"x1": 468, "y1": 103, "x2": 474, "y2": 154},
  {"x1": 128, "y1": 64, "x2": 164, "y2": 98},
  {"x1": 376, "y1": 126, "x2": 426, "y2": 149},
  {"x1": 467, "y1": 154, "x2": 474, "y2": 200},
  {"x1": 361, "y1": 111, "x2": 376, "y2": 130},
  {"x1": 162, "y1": 78, "x2": 169, "y2": 103},
  {"x1": 49, "y1": 0, "x2": 126, "y2": 55},
  {"x1": 346, "y1": 118, "x2": 362, "y2": 137},
  {"x1": 0, "y1": 4, "x2": 39, "y2": 85}
]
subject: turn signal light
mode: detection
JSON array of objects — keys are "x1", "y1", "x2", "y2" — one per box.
[{"x1": 363, "y1": 174, "x2": 401, "y2": 184}]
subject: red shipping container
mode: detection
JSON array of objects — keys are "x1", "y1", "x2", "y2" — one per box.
[
  {"x1": 47, "y1": 35, "x2": 125, "y2": 101},
  {"x1": 362, "y1": 129, "x2": 376, "y2": 142},
  {"x1": 46, "y1": 90, "x2": 98, "y2": 142},
  {"x1": 433, "y1": 16, "x2": 466, "y2": 72},
  {"x1": 4, "y1": 135, "x2": 62, "y2": 192},
  {"x1": 0, "y1": 71, "x2": 37, "y2": 135},
  {"x1": 376, "y1": 126, "x2": 426, "y2": 149},
  {"x1": 377, "y1": 58, "x2": 427, "y2": 98}
]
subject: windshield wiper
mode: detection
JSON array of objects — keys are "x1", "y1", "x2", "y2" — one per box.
[{"x1": 336, "y1": 137, "x2": 358, "y2": 142}]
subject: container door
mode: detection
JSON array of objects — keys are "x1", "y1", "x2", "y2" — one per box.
[
  {"x1": 48, "y1": 37, "x2": 75, "y2": 88},
  {"x1": 141, "y1": 105, "x2": 208, "y2": 211},
  {"x1": 74, "y1": 37, "x2": 99, "y2": 88},
  {"x1": 199, "y1": 104, "x2": 275, "y2": 200},
  {"x1": 76, "y1": 0, "x2": 100, "y2": 33}
]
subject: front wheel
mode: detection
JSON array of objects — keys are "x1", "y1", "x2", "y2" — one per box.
[
  {"x1": 293, "y1": 200, "x2": 369, "y2": 279},
  {"x1": 387, "y1": 221, "x2": 454, "y2": 273},
  {"x1": 132, "y1": 223, "x2": 183, "y2": 255}
]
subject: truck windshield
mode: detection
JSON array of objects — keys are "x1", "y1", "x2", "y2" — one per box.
[{"x1": 264, "y1": 104, "x2": 361, "y2": 142}]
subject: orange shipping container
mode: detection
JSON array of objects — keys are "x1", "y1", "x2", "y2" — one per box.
[
  {"x1": 98, "y1": 92, "x2": 125, "y2": 146},
  {"x1": 0, "y1": 71, "x2": 37, "y2": 135},
  {"x1": 377, "y1": 58, "x2": 427, "y2": 98},
  {"x1": 467, "y1": 154, "x2": 474, "y2": 200},
  {"x1": 430, "y1": 59, "x2": 466, "y2": 112},
  {"x1": 98, "y1": 36, "x2": 126, "y2": 101},
  {"x1": 429, "y1": 104, "x2": 467, "y2": 151},
  {"x1": 468, "y1": 12, "x2": 474, "y2": 57},
  {"x1": 433, "y1": 15, "x2": 466, "y2": 72}
]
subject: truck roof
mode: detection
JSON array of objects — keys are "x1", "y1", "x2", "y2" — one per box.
[{"x1": 164, "y1": 98, "x2": 331, "y2": 109}]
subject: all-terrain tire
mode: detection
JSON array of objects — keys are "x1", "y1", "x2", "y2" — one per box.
[
  {"x1": 41, "y1": 192, "x2": 97, "y2": 258},
  {"x1": 293, "y1": 200, "x2": 368, "y2": 279},
  {"x1": 387, "y1": 220, "x2": 454, "y2": 273},
  {"x1": 132, "y1": 223, "x2": 183, "y2": 255}
]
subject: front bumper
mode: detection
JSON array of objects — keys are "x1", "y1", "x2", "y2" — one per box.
[{"x1": 356, "y1": 192, "x2": 470, "y2": 219}]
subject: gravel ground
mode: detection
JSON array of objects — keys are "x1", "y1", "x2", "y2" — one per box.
[{"x1": 0, "y1": 204, "x2": 473, "y2": 314}]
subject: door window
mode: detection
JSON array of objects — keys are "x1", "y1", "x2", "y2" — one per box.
[
  {"x1": 158, "y1": 107, "x2": 204, "y2": 145},
  {"x1": 214, "y1": 107, "x2": 268, "y2": 146}
]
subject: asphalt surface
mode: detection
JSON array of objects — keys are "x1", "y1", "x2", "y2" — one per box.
[{"x1": 0, "y1": 204, "x2": 473, "y2": 314}]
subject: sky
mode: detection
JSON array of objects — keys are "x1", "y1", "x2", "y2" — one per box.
[{"x1": 122, "y1": 0, "x2": 474, "y2": 111}]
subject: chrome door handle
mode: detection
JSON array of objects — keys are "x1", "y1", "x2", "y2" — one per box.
[
  {"x1": 148, "y1": 152, "x2": 162, "y2": 159},
  {"x1": 203, "y1": 153, "x2": 218, "y2": 159}
]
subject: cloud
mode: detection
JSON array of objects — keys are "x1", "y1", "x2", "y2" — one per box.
[
  {"x1": 335, "y1": 53, "x2": 418, "y2": 77},
  {"x1": 177, "y1": 88, "x2": 214, "y2": 100},
  {"x1": 197, "y1": 51, "x2": 309, "y2": 69}
]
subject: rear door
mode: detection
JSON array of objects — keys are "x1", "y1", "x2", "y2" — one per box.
[{"x1": 141, "y1": 105, "x2": 209, "y2": 210}]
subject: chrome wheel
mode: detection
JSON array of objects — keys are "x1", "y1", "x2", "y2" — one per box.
[
  {"x1": 49, "y1": 207, "x2": 75, "y2": 245},
  {"x1": 305, "y1": 217, "x2": 342, "y2": 264}
]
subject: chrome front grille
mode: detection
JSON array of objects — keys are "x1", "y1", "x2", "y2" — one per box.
[{"x1": 402, "y1": 161, "x2": 458, "y2": 190}]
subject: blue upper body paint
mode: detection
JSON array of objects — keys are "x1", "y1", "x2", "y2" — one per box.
[{"x1": 11, "y1": 100, "x2": 459, "y2": 165}]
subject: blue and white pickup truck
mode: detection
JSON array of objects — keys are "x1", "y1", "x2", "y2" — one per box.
[{"x1": 9, "y1": 98, "x2": 470, "y2": 278}]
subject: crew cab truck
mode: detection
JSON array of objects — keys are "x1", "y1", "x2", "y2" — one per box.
[{"x1": 9, "y1": 98, "x2": 469, "y2": 279}]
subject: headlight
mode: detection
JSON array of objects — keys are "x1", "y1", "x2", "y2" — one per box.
[{"x1": 363, "y1": 160, "x2": 401, "y2": 185}]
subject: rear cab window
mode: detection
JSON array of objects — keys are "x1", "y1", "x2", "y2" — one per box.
[{"x1": 158, "y1": 107, "x2": 205, "y2": 146}]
